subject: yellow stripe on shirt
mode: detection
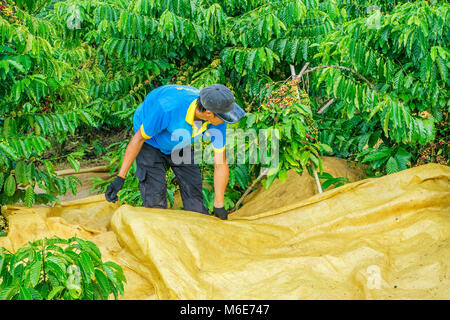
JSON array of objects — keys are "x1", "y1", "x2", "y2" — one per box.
[
  {"x1": 186, "y1": 99, "x2": 210, "y2": 137},
  {"x1": 213, "y1": 146, "x2": 226, "y2": 153},
  {"x1": 140, "y1": 124, "x2": 152, "y2": 140}
]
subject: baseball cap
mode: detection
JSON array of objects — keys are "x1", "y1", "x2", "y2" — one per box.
[{"x1": 199, "y1": 84, "x2": 245, "y2": 124}]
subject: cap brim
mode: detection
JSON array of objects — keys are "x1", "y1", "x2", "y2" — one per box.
[{"x1": 215, "y1": 103, "x2": 246, "y2": 124}]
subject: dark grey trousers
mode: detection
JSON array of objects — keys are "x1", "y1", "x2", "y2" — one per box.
[{"x1": 135, "y1": 143, "x2": 208, "y2": 214}]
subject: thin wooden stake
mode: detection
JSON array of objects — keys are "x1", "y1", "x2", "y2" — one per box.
[
  {"x1": 290, "y1": 63, "x2": 323, "y2": 194},
  {"x1": 232, "y1": 168, "x2": 269, "y2": 212}
]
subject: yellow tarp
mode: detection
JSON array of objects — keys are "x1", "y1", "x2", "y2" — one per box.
[{"x1": 1, "y1": 161, "x2": 449, "y2": 300}]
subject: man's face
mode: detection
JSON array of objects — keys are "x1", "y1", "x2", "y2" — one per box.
[{"x1": 204, "y1": 110, "x2": 225, "y2": 125}]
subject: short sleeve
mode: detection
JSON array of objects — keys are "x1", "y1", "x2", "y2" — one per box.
[
  {"x1": 206, "y1": 122, "x2": 227, "y2": 152},
  {"x1": 140, "y1": 105, "x2": 168, "y2": 140}
]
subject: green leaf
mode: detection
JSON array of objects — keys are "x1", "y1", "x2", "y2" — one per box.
[
  {"x1": 298, "y1": 151, "x2": 310, "y2": 167},
  {"x1": 394, "y1": 148, "x2": 411, "y2": 171},
  {"x1": 293, "y1": 119, "x2": 305, "y2": 137},
  {"x1": 284, "y1": 153, "x2": 299, "y2": 167},
  {"x1": 321, "y1": 179, "x2": 337, "y2": 191},
  {"x1": 47, "y1": 256, "x2": 67, "y2": 272},
  {"x1": 278, "y1": 169, "x2": 287, "y2": 183},
  {"x1": 85, "y1": 241, "x2": 103, "y2": 263},
  {"x1": 309, "y1": 154, "x2": 322, "y2": 172},
  {"x1": 45, "y1": 260, "x2": 66, "y2": 282},
  {"x1": 76, "y1": 239, "x2": 102, "y2": 265},
  {"x1": 228, "y1": 169, "x2": 235, "y2": 188},
  {"x1": 4, "y1": 174, "x2": 16, "y2": 197},
  {"x1": 319, "y1": 143, "x2": 333, "y2": 154},
  {"x1": 29, "y1": 260, "x2": 42, "y2": 287},
  {"x1": 0, "y1": 143, "x2": 19, "y2": 159},
  {"x1": 246, "y1": 114, "x2": 257, "y2": 127},
  {"x1": 67, "y1": 156, "x2": 80, "y2": 173},
  {"x1": 263, "y1": 173, "x2": 277, "y2": 190},
  {"x1": 385, "y1": 157, "x2": 399, "y2": 174},
  {"x1": 362, "y1": 148, "x2": 391, "y2": 162},
  {"x1": 46, "y1": 286, "x2": 64, "y2": 300},
  {"x1": 43, "y1": 160, "x2": 55, "y2": 175},
  {"x1": 333, "y1": 75, "x2": 342, "y2": 97},
  {"x1": 28, "y1": 288, "x2": 43, "y2": 300},
  {"x1": 94, "y1": 269, "x2": 110, "y2": 300},
  {"x1": 103, "y1": 265, "x2": 124, "y2": 295},
  {"x1": 368, "y1": 131, "x2": 382, "y2": 148},
  {"x1": 19, "y1": 287, "x2": 33, "y2": 300},
  {"x1": 79, "y1": 252, "x2": 95, "y2": 283},
  {"x1": 234, "y1": 165, "x2": 250, "y2": 189},
  {"x1": 47, "y1": 274, "x2": 60, "y2": 289},
  {"x1": 92, "y1": 283, "x2": 104, "y2": 300},
  {"x1": 0, "y1": 172, "x2": 5, "y2": 190},
  {"x1": 25, "y1": 187, "x2": 35, "y2": 208},
  {"x1": 58, "y1": 252, "x2": 75, "y2": 265},
  {"x1": 68, "y1": 286, "x2": 82, "y2": 299},
  {"x1": 0, "y1": 285, "x2": 19, "y2": 300},
  {"x1": 83, "y1": 282, "x2": 94, "y2": 300},
  {"x1": 383, "y1": 105, "x2": 392, "y2": 137},
  {"x1": 265, "y1": 167, "x2": 279, "y2": 177},
  {"x1": 318, "y1": 172, "x2": 334, "y2": 180},
  {"x1": 436, "y1": 56, "x2": 447, "y2": 82},
  {"x1": 14, "y1": 161, "x2": 28, "y2": 185}
]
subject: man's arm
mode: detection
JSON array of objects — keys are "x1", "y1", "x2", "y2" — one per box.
[
  {"x1": 117, "y1": 130, "x2": 147, "y2": 179},
  {"x1": 105, "y1": 130, "x2": 147, "y2": 203},
  {"x1": 213, "y1": 150, "x2": 228, "y2": 207}
]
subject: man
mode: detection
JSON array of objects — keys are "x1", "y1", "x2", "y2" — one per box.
[{"x1": 105, "y1": 84, "x2": 245, "y2": 220}]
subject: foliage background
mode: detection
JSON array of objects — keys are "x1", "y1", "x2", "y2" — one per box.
[{"x1": 0, "y1": 0, "x2": 448, "y2": 217}]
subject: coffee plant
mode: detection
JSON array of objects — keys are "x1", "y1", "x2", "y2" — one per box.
[
  {"x1": 0, "y1": 0, "x2": 99, "y2": 207},
  {"x1": 243, "y1": 79, "x2": 333, "y2": 190},
  {"x1": 0, "y1": 236, "x2": 126, "y2": 300},
  {"x1": 312, "y1": 0, "x2": 449, "y2": 174}
]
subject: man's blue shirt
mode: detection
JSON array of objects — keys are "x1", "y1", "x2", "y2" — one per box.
[{"x1": 133, "y1": 85, "x2": 227, "y2": 155}]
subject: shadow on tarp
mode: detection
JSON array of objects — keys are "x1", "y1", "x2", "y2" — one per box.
[{"x1": 1, "y1": 161, "x2": 449, "y2": 300}]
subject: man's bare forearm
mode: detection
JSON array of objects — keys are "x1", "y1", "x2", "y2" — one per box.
[
  {"x1": 118, "y1": 132, "x2": 146, "y2": 179},
  {"x1": 214, "y1": 151, "x2": 229, "y2": 207}
]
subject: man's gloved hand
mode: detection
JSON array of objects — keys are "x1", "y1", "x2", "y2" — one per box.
[
  {"x1": 213, "y1": 206, "x2": 228, "y2": 220},
  {"x1": 105, "y1": 176, "x2": 125, "y2": 203}
]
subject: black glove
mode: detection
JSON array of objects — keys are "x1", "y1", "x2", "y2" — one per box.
[
  {"x1": 105, "y1": 176, "x2": 125, "y2": 203},
  {"x1": 213, "y1": 206, "x2": 228, "y2": 220}
]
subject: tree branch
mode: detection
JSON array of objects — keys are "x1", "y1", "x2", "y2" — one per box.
[
  {"x1": 317, "y1": 99, "x2": 335, "y2": 114},
  {"x1": 297, "y1": 62, "x2": 310, "y2": 79},
  {"x1": 295, "y1": 65, "x2": 378, "y2": 92}
]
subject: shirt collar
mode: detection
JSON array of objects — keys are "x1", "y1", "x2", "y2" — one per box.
[{"x1": 185, "y1": 98, "x2": 197, "y2": 125}]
